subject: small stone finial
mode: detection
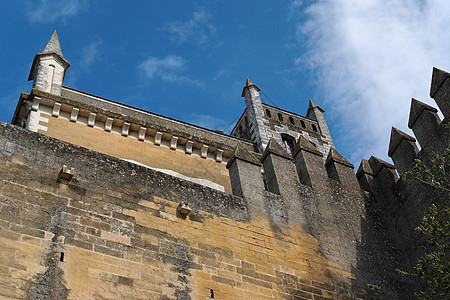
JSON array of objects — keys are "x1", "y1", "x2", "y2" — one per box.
[
  {"x1": 43, "y1": 30, "x2": 63, "y2": 57},
  {"x1": 241, "y1": 78, "x2": 261, "y2": 96}
]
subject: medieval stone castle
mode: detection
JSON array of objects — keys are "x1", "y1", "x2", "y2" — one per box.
[{"x1": 0, "y1": 32, "x2": 448, "y2": 299}]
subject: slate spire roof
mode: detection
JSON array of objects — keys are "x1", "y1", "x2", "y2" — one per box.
[{"x1": 43, "y1": 30, "x2": 63, "y2": 57}]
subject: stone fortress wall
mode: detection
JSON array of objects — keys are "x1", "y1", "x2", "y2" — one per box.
[{"x1": 0, "y1": 32, "x2": 448, "y2": 299}]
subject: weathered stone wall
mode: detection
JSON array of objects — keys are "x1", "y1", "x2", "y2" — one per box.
[
  {"x1": 0, "y1": 122, "x2": 345, "y2": 299},
  {"x1": 0, "y1": 121, "x2": 414, "y2": 299}
]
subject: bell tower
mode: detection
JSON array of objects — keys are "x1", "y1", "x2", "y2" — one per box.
[{"x1": 28, "y1": 31, "x2": 70, "y2": 96}]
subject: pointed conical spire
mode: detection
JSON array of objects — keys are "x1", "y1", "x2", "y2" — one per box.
[
  {"x1": 28, "y1": 31, "x2": 70, "y2": 95},
  {"x1": 43, "y1": 30, "x2": 63, "y2": 57}
]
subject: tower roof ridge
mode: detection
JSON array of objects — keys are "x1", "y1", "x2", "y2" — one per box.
[{"x1": 43, "y1": 30, "x2": 63, "y2": 57}]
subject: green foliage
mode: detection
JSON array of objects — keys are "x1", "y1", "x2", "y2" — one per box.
[
  {"x1": 412, "y1": 204, "x2": 449, "y2": 299},
  {"x1": 400, "y1": 144, "x2": 449, "y2": 191},
  {"x1": 398, "y1": 142, "x2": 449, "y2": 299}
]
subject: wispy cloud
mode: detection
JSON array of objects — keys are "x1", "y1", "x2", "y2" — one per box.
[
  {"x1": 139, "y1": 55, "x2": 203, "y2": 88},
  {"x1": 288, "y1": 0, "x2": 303, "y2": 20},
  {"x1": 162, "y1": 7, "x2": 216, "y2": 45},
  {"x1": 26, "y1": 0, "x2": 87, "y2": 23},
  {"x1": 292, "y1": 0, "x2": 450, "y2": 164},
  {"x1": 80, "y1": 38, "x2": 102, "y2": 69}
]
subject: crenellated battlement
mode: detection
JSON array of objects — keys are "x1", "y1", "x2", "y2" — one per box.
[
  {"x1": 2, "y1": 31, "x2": 447, "y2": 299},
  {"x1": 356, "y1": 67, "x2": 449, "y2": 283}
]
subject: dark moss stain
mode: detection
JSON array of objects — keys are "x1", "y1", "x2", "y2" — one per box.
[{"x1": 26, "y1": 203, "x2": 69, "y2": 299}]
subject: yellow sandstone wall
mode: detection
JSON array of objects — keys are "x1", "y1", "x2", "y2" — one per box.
[
  {"x1": 38, "y1": 112, "x2": 232, "y2": 193},
  {"x1": 0, "y1": 123, "x2": 356, "y2": 299}
]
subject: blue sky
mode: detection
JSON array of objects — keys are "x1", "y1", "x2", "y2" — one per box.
[{"x1": 1, "y1": 0, "x2": 449, "y2": 167}]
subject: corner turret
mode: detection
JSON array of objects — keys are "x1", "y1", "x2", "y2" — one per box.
[
  {"x1": 306, "y1": 99, "x2": 334, "y2": 148},
  {"x1": 241, "y1": 78, "x2": 269, "y2": 152},
  {"x1": 28, "y1": 31, "x2": 70, "y2": 96}
]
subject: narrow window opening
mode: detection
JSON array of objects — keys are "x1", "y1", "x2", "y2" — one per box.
[
  {"x1": 48, "y1": 64, "x2": 56, "y2": 94},
  {"x1": 244, "y1": 116, "x2": 248, "y2": 126},
  {"x1": 289, "y1": 116, "x2": 294, "y2": 125},
  {"x1": 210, "y1": 289, "x2": 215, "y2": 298},
  {"x1": 312, "y1": 124, "x2": 317, "y2": 132},
  {"x1": 281, "y1": 134, "x2": 295, "y2": 155},
  {"x1": 60, "y1": 252, "x2": 65, "y2": 262},
  {"x1": 266, "y1": 109, "x2": 271, "y2": 117},
  {"x1": 277, "y1": 113, "x2": 283, "y2": 121},
  {"x1": 301, "y1": 120, "x2": 306, "y2": 128}
]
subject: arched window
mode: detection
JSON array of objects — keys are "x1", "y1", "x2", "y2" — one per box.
[
  {"x1": 244, "y1": 116, "x2": 248, "y2": 126},
  {"x1": 281, "y1": 134, "x2": 295, "y2": 155},
  {"x1": 300, "y1": 120, "x2": 306, "y2": 128},
  {"x1": 266, "y1": 109, "x2": 271, "y2": 117},
  {"x1": 312, "y1": 124, "x2": 317, "y2": 132},
  {"x1": 289, "y1": 116, "x2": 294, "y2": 125},
  {"x1": 277, "y1": 113, "x2": 283, "y2": 121}
]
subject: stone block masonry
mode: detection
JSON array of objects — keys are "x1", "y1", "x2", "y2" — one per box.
[{"x1": 0, "y1": 121, "x2": 391, "y2": 299}]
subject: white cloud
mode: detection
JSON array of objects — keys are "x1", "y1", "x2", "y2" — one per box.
[
  {"x1": 293, "y1": 0, "x2": 450, "y2": 165},
  {"x1": 80, "y1": 39, "x2": 102, "y2": 69},
  {"x1": 26, "y1": 0, "x2": 87, "y2": 23},
  {"x1": 162, "y1": 7, "x2": 216, "y2": 45},
  {"x1": 139, "y1": 55, "x2": 203, "y2": 88}
]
